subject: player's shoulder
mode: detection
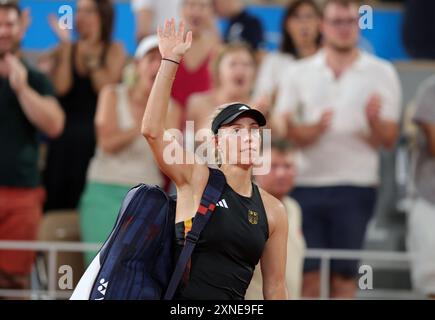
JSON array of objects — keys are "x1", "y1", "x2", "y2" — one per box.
[
  {"x1": 258, "y1": 188, "x2": 287, "y2": 220},
  {"x1": 258, "y1": 188, "x2": 288, "y2": 235}
]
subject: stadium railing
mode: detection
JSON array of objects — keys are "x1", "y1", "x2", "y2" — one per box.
[{"x1": 0, "y1": 240, "x2": 417, "y2": 300}]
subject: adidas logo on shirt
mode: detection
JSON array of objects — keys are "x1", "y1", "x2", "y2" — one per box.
[{"x1": 216, "y1": 199, "x2": 229, "y2": 209}]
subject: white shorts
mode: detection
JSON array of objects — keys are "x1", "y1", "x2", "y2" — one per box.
[{"x1": 407, "y1": 197, "x2": 435, "y2": 295}]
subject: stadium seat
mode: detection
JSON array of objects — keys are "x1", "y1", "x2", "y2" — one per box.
[{"x1": 36, "y1": 211, "x2": 84, "y2": 294}]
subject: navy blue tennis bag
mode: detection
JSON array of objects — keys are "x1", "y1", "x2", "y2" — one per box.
[{"x1": 70, "y1": 168, "x2": 226, "y2": 300}]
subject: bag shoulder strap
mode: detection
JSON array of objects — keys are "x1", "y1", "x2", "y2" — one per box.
[{"x1": 163, "y1": 167, "x2": 226, "y2": 300}]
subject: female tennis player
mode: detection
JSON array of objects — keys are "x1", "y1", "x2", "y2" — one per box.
[{"x1": 142, "y1": 19, "x2": 288, "y2": 300}]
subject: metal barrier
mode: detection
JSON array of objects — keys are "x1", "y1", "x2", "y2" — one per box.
[
  {"x1": 0, "y1": 241, "x2": 101, "y2": 300},
  {"x1": 304, "y1": 249, "x2": 412, "y2": 299},
  {"x1": 0, "y1": 241, "x2": 413, "y2": 300}
]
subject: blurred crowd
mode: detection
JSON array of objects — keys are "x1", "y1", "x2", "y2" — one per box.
[{"x1": 0, "y1": 0, "x2": 434, "y2": 300}]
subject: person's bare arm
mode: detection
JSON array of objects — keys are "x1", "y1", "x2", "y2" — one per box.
[
  {"x1": 420, "y1": 122, "x2": 435, "y2": 157},
  {"x1": 48, "y1": 14, "x2": 73, "y2": 96},
  {"x1": 260, "y1": 192, "x2": 289, "y2": 300},
  {"x1": 365, "y1": 95, "x2": 399, "y2": 149},
  {"x1": 135, "y1": 8, "x2": 154, "y2": 42},
  {"x1": 270, "y1": 111, "x2": 288, "y2": 138},
  {"x1": 203, "y1": 8, "x2": 222, "y2": 44},
  {"x1": 366, "y1": 120, "x2": 398, "y2": 149},
  {"x1": 142, "y1": 19, "x2": 208, "y2": 187},
  {"x1": 166, "y1": 99, "x2": 183, "y2": 131},
  {"x1": 95, "y1": 85, "x2": 140, "y2": 154},
  {"x1": 7, "y1": 54, "x2": 65, "y2": 138},
  {"x1": 50, "y1": 43, "x2": 73, "y2": 96},
  {"x1": 286, "y1": 110, "x2": 333, "y2": 148},
  {"x1": 88, "y1": 42, "x2": 126, "y2": 93}
]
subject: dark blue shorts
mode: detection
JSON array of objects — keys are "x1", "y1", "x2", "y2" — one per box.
[{"x1": 291, "y1": 186, "x2": 377, "y2": 278}]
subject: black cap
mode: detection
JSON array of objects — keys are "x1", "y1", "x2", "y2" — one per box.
[{"x1": 211, "y1": 103, "x2": 267, "y2": 134}]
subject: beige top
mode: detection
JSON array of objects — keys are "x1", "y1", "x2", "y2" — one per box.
[
  {"x1": 87, "y1": 85, "x2": 163, "y2": 187},
  {"x1": 245, "y1": 196, "x2": 306, "y2": 300}
]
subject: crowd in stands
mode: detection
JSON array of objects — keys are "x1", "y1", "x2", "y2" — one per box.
[{"x1": 0, "y1": 0, "x2": 434, "y2": 300}]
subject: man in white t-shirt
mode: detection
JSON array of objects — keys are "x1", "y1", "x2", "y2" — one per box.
[
  {"x1": 274, "y1": 0, "x2": 402, "y2": 299},
  {"x1": 131, "y1": 0, "x2": 182, "y2": 41}
]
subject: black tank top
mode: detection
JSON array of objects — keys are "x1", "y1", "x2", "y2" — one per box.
[
  {"x1": 175, "y1": 181, "x2": 269, "y2": 300},
  {"x1": 59, "y1": 43, "x2": 100, "y2": 129}
]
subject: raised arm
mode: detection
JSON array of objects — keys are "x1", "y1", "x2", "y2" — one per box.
[
  {"x1": 48, "y1": 14, "x2": 73, "y2": 96},
  {"x1": 134, "y1": 8, "x2": 154, "y2": 42},
  {"x1": 6, "y1": 54, "x2": 65, "y2": 138},
  {"x1": 87, "y1": 42, "x2": 127, "y2": 93},
  {"x1": 142, "y1": 19, "x2": 203, "y2": 187},
  {"x1": 95, "y1": 85, "x2": 140, "y2": 154}
]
